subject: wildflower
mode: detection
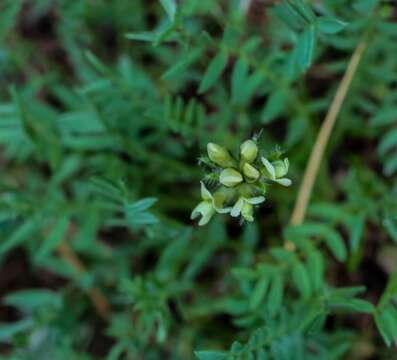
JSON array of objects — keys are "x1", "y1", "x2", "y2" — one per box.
[
  {"x1": 219, "y1": 168, "x2": 243, "y2": 187},
  {"x1": 191, "y1": 182, "x2": 231, "y2": 226},
  {"x1": 207, "y1": 143, "x2": 235, "y2": 168},
  {"x1": 261, "y1": 157, "x2": 292, "y2": 186},
  {"x1": 240, "y1": 139, "x2": 258, "y2": 163}
]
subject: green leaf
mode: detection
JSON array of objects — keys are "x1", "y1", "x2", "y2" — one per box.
[
  {"x1": 35, "y1": 215, "x2": 69, "y2": 261},
  {"x1": 159, "y1": 0, "x2": 177, "y2": 21},
  {"x1": 349, "y1": 214, "x2": 365, "y2": 253},
  {"x1": 250, "y1": 276, "x2": 270, "y2": 309},
  {"x1": 0, "y1": 319, "x2": 33, "y2": 341},
  {"x1": 261, "y1": 88, "x2": 289, "y2": 124},
  {"x1": 268, "y1": 274, "x2": 284, "y2": 316},
  {"x1": 323, "y1": 230, "x2": 347, "y2": 262},
  {"x1": 198, "y1": 51, "x2": 228, "y2": 94},
  {"x1": 272, "y1": 2, "x2": 306, "y2": 31},
  {"x1": 378, "y1": 128, "x2": 397, "y2": 156},
  {"x1": 4, "y1": 289, "x2": 63, "y2": 312},
  {"x1": 296, "y1": 25, "x2": 316, "y2": 71},
  {"x1": 375, "y1": 310, "x2": 397, "y2": 346},
  {"x1": 231, "y1": 58, "x2": 249, "y2": 105},
  {"x1": 307, "y1": 250, "x2": 324, "y2": 291},
  {"x1": 383, "y1": 218, "x2": 397, "y2": 244},
  {"x1": 292, "y1": 261, "x2": 311, "y2": 299},
  {"x1": 0, "y1": 217, "x2": 39, "y2": 255},
  {"x1": 317, "y1": 16, "x2": 347, "y2": 34},
  {"x1": 162, "y1": 48, "x2": 203, "y2": 80},
  {"x1": 195, "y1": 351, "x2": 227, "y2": 360}
]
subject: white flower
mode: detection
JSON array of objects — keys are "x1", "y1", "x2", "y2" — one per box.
[
  {"x1": 191, "y1": 182, "x2": 231, "y2": 226},
  {"x1": 261, "y1": 157, "x2": 292, "y2": 186},
  {"x1": 230, "y1": 195, "x2": 265, "y2": 221}
]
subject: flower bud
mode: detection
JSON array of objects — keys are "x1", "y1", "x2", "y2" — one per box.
[
  {"x1": 207, "y1": 143, "x2": 234, "y2": 167},
  {"x1": 219, "y1": 168, "x2": 243, "y2": 187},
  {"x1": 272, "y1": 158, "x2": 289, "y2": 178},
  {"x1": 242, "y1": 163, "x2": 260, "y2": 182},
  {"x1": 240, "y1": 139, "x2": 258, "y2": 163},
  {"x1": 241, "y1": 202, "x2": 254, "y2": 222}
]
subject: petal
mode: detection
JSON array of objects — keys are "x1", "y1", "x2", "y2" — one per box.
[
  {"x1": 231, "y1": 198, "x2": 244, "y2": 217},
  {"x1": 261, "y1": 157, "x2": 276, "y2": 180},
  {"x1": 191, "y1": 201, "x2": 212, "y2": 220},
  {"x1": 219, "y1": 168, "x2": 243, "y2": 187},
  {"x1": 275, "y1": 178, "x2": 292, "y2": 186},
  {"x1": 200, "y1": 181, "x2": 213, "y2": 201},
  {"x1": 246, "y1": 196, "x2": 266, "y2": 205},
  {"x1": 198, "y1": 207, "x2": 215, "y2": 226}
]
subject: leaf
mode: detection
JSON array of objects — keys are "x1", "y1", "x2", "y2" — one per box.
[
  {"x1": 272, "y1": 2, "x2": 306, "y2": 31},
  {"x1": 250, "y1": 276, "x2": 270, "y2": 309},
  {"x1": 198, "y1": 51, "x2": 228, "y2": 94},
  {"x1": 323, "y1": 230, "x2": 347, "y2": 262},
  {"x1": 292, "y1": 261, "x2": 311, "y2": 299},
  {"x1": 349, "y1": 214, "x2": 365, "y2": 253},
  {"x1": 195, "y1": 351, "x2": 227, "y2": 360},
  {"x1": 317, "y1": 17, "x2": 347, "y2": 34},
  {"x1": 383, "y1": 218, "x2": 397, "y2": 244},
  {"x1": 159, "y1": 0, "x2": 177, "y2": 21},
  {"x1": 126, "y1": 198, "x2": 158, "y2": 213},
  {"x1": 378, "y1": 128, "x2": 397, "y2": 156},
  {"x1": 4, "y1": 289, "x2": 63, "y2": 312},
  {"x1": 162, "y1": 48, "x2": 203, "y2": 80},
  {"x1": 0, "y1": 217, "x2": 39, "y2": 255},
  {"x1": 231, "y1": 58, "x2": 249, "y2": 105},
  {"x1": 268, "y1": 274, "x2": 284, "y2": 316},
  {"x1": 0, "y1": 319, "x2": 33, "y2": 341},
  {"x1": 35, "y1": 215, "x2": 69, "y2": 261},
  {"x1": 375, "y1": 310, "x2": 397, "y2": 346},
  {"x1": 307, "y1": 250, "x2": 324, "y2": 291},
  {"x1": 296, "y1": 25, "x2": 316, "y2": 71},
  {"x1": 261, "y1": 88, "x2": 289, "y2": 124}
]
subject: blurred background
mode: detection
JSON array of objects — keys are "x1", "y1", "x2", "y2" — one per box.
[{"x1": 1, "y1": 0, "x2": 397, "y2": 359}]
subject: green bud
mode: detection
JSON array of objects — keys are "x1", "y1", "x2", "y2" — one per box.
[
  {"x1": 272, "y1": 158, "x2": 289, "y2": 178},
  {"x1": 207, "y1": 143, "x2": 234, "y2": 167},
  {"x1": 242, "y1": 163, "x2": 260, "y2": 182},
  {"x1": 219, "y1": 168, "x2": 243, "y2": 187},
  {"x1": 240, "y1": 139, "x2": 258, "y2": 163}
]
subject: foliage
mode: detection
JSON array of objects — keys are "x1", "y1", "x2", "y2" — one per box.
[{"x1": 0, "y1": 0, "x2": 397, "y2": 359}]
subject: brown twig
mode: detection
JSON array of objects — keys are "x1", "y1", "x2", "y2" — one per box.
[
  {"x1": 286, "y1": 41, "x2": 367, "y2": 248},
  {"x1": 57, "y1": 242, "x2": 111, "y2": 320}
]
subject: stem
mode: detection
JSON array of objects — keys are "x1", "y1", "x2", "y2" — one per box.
[
  {"x1": 288, "y1": 41, "x2": 367, "y2": 229},
  {"x1": 57, "y1": 242, "x2": 111, "y2": 320}
]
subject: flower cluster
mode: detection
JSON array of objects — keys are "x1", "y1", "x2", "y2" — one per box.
[{"x1": 191, "y1": 139, "x2": 291, "y2": 225}]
